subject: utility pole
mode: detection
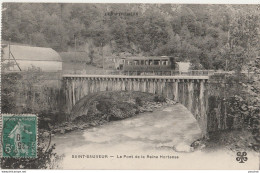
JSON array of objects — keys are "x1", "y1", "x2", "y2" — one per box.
[
  {"x1": 8, "y1": 37, "x2": 22, "y2": 71},
  {"x1": 9, "y1": 38, "x2": 11, "y2": 63},
  {"x1": 59, "y1": 4, "x2": 64, "y2": 50},
  {"x1": 74, "y1": 35, "x2": 77, "y2": 60},
  {"x1": 29, "y1": 34, "x2": 32, "y2": 45},
  {"x1": 101, "y1": 42, "x2": 104, "y2": 70},
  {"x1": 75, "y1": 36, "x2": 77, "y2": 52},
  {"x1": 223, "y1": 24, "x2": 232, "y2": 129},
  {"x1": 73, "y1": 35, "x2": 77, "y2": 73}
]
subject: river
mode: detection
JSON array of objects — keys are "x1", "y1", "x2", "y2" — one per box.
[{"x1": 51, "y1": 104, "x2": 258, "y2": 169}]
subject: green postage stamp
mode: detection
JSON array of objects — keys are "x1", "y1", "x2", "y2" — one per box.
[{"x1": 1, "y1": 114, "x2": 37, "y2": 158}]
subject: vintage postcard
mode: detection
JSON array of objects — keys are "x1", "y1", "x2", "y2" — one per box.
[{"x1": 1, "y1": 2, "x2": 260, "y2": 170}]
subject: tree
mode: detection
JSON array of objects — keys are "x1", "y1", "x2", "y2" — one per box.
[
  {"x1": 2, "y1": 3, "x2": 259, "y2": 70},
  {"x1": 88, "y1": 44, "x2": 95, "y2": 64}
]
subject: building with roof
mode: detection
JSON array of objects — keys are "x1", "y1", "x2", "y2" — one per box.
[{"x1": 2, "y1": 44, "x2": 62, "y2": 72}]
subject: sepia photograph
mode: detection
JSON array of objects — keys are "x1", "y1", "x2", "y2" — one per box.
[{"x1": 1, "y1": 2, "x2": 260, "y2": 170}]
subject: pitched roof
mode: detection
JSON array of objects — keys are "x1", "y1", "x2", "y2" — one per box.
[{"x1": 2, "y1": 45, "x2": 62, "y2": 62}]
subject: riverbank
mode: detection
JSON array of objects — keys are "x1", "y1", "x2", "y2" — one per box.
[
  {"x1": 192, "y1": 72, "x2": 260, "y2": 153},
  {"x1": 52, "y1": 102, "x2": 203, "y2": 167},
  {"x1": 52, "y1": 91, "x2": 177, "y2": 134}
]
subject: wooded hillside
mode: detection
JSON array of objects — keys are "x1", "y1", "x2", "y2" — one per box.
[{"x1": 2, "y1": 3, "x2": 260, "y2": 70}]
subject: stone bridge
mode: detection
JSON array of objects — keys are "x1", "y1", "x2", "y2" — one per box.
[{"x1": 63, "y1": 74, "x2": 209, "y2": 135}]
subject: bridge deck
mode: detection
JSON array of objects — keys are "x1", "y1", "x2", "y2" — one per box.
[{"x1": 62, "y1": 74, "x2": 209, "y2": 80}]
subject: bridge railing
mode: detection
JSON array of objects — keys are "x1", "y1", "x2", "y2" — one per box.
[
  {"x1": 62, "y1": 69, "x2": 215, "y2": 76},
  {"x1": 119, "y1": 70, "x2": 215, "y2": 76}
]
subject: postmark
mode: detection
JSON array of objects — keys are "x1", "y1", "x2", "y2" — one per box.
[{"x1": 1, "y1": 114, "x2": 37, "y2": 158}]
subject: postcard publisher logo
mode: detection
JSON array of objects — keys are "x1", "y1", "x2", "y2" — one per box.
[{"x1": 236, "y1": 152, "x2": 248, "y2": 163}]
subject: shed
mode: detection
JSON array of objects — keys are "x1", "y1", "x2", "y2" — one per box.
[{"x1": 2, "y1": 45, "x2": 62, "y2": 72}]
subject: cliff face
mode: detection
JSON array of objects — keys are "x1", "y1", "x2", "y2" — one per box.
[
  {"x1": 207, "y1": 73, "x2": 260, "y2": 136},
  {"x1": 201, "y1": 71, "x2": 260, "y2": 152}
]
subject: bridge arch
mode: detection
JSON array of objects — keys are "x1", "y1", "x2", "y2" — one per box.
[{"x1": 63, "y1": 75, "x2": 208, "y2": 135}]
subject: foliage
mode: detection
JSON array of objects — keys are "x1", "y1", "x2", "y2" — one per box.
[
  {"x1": 1, "y1": 135, "x2": 62, "y2": 169},
  {"x1": 208, "y1": 95, "x2": 260, "y2": 152},
  {"x1": 1, "y1": 69, "x2": 63, "y2": 169},
  {"x1": 2, "y1": 4, "x2": 260, "y2": 70},
  {"x1": 135, "y1": 97, "x2": 143, "y2": 106},
  {"x1": 71, "y1": 93, "x2": 139, "y2": 122},
  {"x1": 154, "y1": 95, "x2": 166, "y2": 102},
  {"x1": 1, "y1": 72, "x2": 22, "y2": 113},
  {"x1": 205, "y1": 129, "x2": 257, "y2": 152},
  {"x1": 2, "y1": 68, "x2": 63, "y2": 114},
  {"x1": 208, "y1": 72, "x2": 260, "y2": 152}
]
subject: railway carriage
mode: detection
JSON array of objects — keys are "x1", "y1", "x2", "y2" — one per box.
[{"x1": 118, "y1": 56, "x2": 179, "y2": 75}]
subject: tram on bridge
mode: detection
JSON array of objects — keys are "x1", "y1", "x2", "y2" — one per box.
[
  {"x1": 117, "y1": 56, "x2": 179, "y2": 74},
  {"x1": 116, "y1": 56, "x2": 199, "y2": 76}
]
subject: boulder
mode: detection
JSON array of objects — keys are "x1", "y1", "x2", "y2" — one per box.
[
  {"x1": 146, "y1": 108, "x2": 153, "y2": 112},
  {"x1": 42, "y1": 131, "x2": 50, "y2": 138},
  {"x1": 174, "y1": 143, "x2": 193, "y2": 152},
  {"x1": 60, "y1": 129, "x2": 65, "y2": 134},
  {"x1": 65, "y1": 126, "x2": 73, "y2": 132},
  {"x1": 240, "y1": 104, "x2": 248, "y2": 111},
  {"x1": 78, "y1": 124, "x2": 86, "y2": 130}
]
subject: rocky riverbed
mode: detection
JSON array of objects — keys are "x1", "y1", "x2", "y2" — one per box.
[{"x1": 51, "y1": 91, "x2": 177, "y2": 134}]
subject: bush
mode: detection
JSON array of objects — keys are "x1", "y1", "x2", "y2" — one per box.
[
  {"x1": 154, "y1": 95, "x2": 166, "y2": 102},
  {"x1": 1, "y1": 73, "x2": 22, "y2": 113},
  {"x1": 135, "y1": 97, "x2": 143, "y2": 106},
  {"x1": 1, "y1": 132, "x2": 61, "y2": 169},
  {"x1": 1, "y1": 70, "x2": 63, "y2": 168},
  {"x1": 2, "y1": 69, "x2": 63, "y2": 114}
]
